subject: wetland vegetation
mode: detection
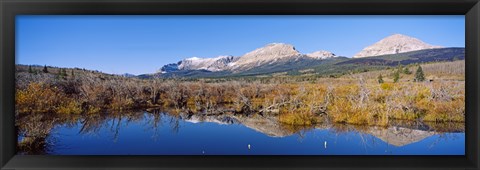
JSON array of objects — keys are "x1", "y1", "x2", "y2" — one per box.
[{"x1": 15, "y1": 60, "x2": 465, "y2": 154}]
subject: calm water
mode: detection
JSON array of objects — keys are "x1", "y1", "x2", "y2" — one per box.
[{"x1": 18, "y1": 110, "x2": 465, "y2": 155}]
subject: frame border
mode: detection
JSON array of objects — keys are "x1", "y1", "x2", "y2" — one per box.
[{"x1": 1, "y1": 0, "x2": 479, "y2": 169}]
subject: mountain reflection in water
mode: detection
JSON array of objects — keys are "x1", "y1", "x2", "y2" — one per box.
[{"x1": 16, "y1": 109, "x2": 465, "y2": 155}]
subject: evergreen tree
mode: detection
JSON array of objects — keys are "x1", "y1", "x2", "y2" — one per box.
[
  {"x1": 28, "y1": 65, "x2": 33, "y2": 73},
  {"x1": 71, "y1": 69, "x2": 75, "y2": 77},
  {"x1": 62, "y1": 69, "x2": 68, "y2": 77},
  {"x1": 56, "y1": 69, "x2": 65, "y2": 79},
  {"x1": 393, "y1": 70, "x2": 400, "y2": 83},
  {"x1": 415, "y1": 65, "x2": 425, "y2": 82},
  {"x1": 397, "y1": 63, "x2": 403, "y2": 73},
  {"x1": 403, "y1": 67, "x2": 412, "y2": 74},
  {"x1": 43, "y1": 65, "x2": 49, "y2": 73},
  {"x1": 378, "y1": 74, "x2": 384, "y2": 84}
]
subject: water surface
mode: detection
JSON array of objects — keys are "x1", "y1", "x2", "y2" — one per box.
[{"x1": 18, "y1": 110, "x2": 465, "y2": 155}]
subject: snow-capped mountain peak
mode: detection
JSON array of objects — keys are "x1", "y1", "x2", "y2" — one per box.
[
  {"x1": 185, "y1": 57, "x2": 202, "y2": 60},
  {"x1": 306, "y1": 50, "x2": 337, "y2": 59},
  {"x1": 178, "y1": 55, "x2": 236, "y2": 72}
]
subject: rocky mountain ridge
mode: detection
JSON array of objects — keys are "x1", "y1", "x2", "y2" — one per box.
[
  {"x1": 158, "y1": 34, "x2": 448, "y2": 75},
  {"x1": 160, "y1": 43, "x2": 337, "y2": 73},
  {"x1": 353, "y1": 34, "x2": 442, "y2": 58}
]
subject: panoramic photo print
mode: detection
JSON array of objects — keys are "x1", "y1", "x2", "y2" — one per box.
[{"x1": 15, "y1": 15, "x2": 465, "y2": 155}]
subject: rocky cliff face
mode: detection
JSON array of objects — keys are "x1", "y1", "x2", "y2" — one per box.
[
  {"x1": 159, "y1": 63, "x2": 179, "y2": 73},
  {"x1": 177, "y1": 55, "x2": 236, "y2": 72},
  {"x1": 353, "y1": 34, "x2": 442, "y2": 58}
]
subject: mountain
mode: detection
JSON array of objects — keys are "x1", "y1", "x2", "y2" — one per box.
[
  {"x1": 159, "y1": 63, "x2": 179, "y2": 73},
  {"x1": 306, "y1": 50, "x2": 337, "y2": 59},
  {"x1": 229, "y1": 43, "x2": 302, "y2": 71},
  {"x1": 121, "y1": 73, "x2": 137, "y2": 78},
  {"x1": 366, "y1": 126, "x2": 434, "y2": 147},
  {"x1": 352, "y1": 34, "x2": 443, "y2": 58},
  {"x1": 338, "y1": 47, "x2": 464, "y2": 66},
  {"x1": 295, "y1": 47, "x2": 463, "y2": 78},
  {"x1": 159, "y1": 43, "x2": 335, "y2": 74},
  {"x1": 178, "y1": 55, "x2": 237, "y2": 72},
  {"x1": 151, "y1": 34, "x2": 463, "y2": 79},
  {"x1": 153, "y1": 47, "x2": 464, "y2": 79}
]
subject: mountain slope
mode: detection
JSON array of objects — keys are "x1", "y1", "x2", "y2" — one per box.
[
  {"x1": 178, "y1": 55, "x2": 237, "y2": 72},
  {"x1": 229, "y1": 43, "x2": 302, "y2": 71},
  {"x1": 339, "y1": 47, "x2": 464, "y2": 66},
  {"x1": 151, "y1": 34, "x2": 462, "y2": 79},
  {"x1": 148, "y1": 47, "x2": 464, "y2": 79},
  {"x1": 158, "y1": 43, "x2": 336, "y2": 74},
  {"x1": 353, "y1": 34, "x2": 442, "y2": 58}
]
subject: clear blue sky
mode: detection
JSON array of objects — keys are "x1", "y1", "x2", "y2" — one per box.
[{"x1": 16, "y1": 15, "x2": 464, "y2": 75}]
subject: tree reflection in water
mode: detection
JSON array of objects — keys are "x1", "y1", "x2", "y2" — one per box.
[{"x1": 16, "y1": 107, "x2": 465, "y2": 155}]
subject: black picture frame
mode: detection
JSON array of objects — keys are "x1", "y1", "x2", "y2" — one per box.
[{"x1": 1, "y1": 0, "x2": 479, "y2": 169}]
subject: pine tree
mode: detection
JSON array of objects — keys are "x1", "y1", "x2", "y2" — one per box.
[
  {"x1": 403, "y1": 67, "x2": 412, "y2": 74},
  {"x1": 62, "y1": 69, "x2": 68, "y2": 77},
  {"x1": 28, "y1": 65, "x2": 33, "y2": 73},
  {"x1": 397, "y1": 63, "x2": 403, "y2": 73},
  {"x1": 415, "y1": 65, "x2": 425, "y2": 82},
  {"x1": 378, "y1": 74, "x2": 384, "y2": 84},
  {"x1": 43, "y1": 65, "x2": 49, "y2": 73},
  {"x1": 71, "y1": 70, "x2": 75, "y2": 77},
  {"x1": 393, "y1": 70, "x2": 400, "y2": 83}
]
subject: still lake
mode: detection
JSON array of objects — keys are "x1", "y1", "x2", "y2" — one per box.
[{"x1": 20, "y1": 110, "x2": 464, "y2": 155}]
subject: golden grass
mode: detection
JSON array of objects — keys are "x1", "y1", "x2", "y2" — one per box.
[
  {"x1": 16, "y1": 79, "x2": 465, "y2": 126},
  {"x1": 16, "y1": 62, "x2": 465, "y2": 126},
  {"x1": 278, "y1": 112, "x2": 322, "y2": 125}
]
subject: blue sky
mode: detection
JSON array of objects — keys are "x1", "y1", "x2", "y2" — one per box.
[{"x1": 16, "y1": 15, "x2": 464, "y2": 75}]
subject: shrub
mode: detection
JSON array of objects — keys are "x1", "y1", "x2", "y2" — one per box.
[
  {"x1": 16, "y1": 83, "x2": 67, "y2": 113},
  {"x1": 279, "y1": 112, "x2": 319, "y2": 125},
  {"x1": 393, "y1": 70, "x2": 400, "y2": 83},
  {"x1": 377, "y1": 74, "x2": 384, "y2": 84},
  {"x1": 380, "y1": 83, "x2": 394, "y2": 90},
  {"x1": 15, "y1": 65, "x2": 465, "y2": 126},
  {"x1": 57, "y1": 100, "x2": 82, "y2": 114}
]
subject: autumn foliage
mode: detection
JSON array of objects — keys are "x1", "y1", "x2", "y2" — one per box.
[{"x1": 15, "y1": 62, "x2": 465, "y2": 127}]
